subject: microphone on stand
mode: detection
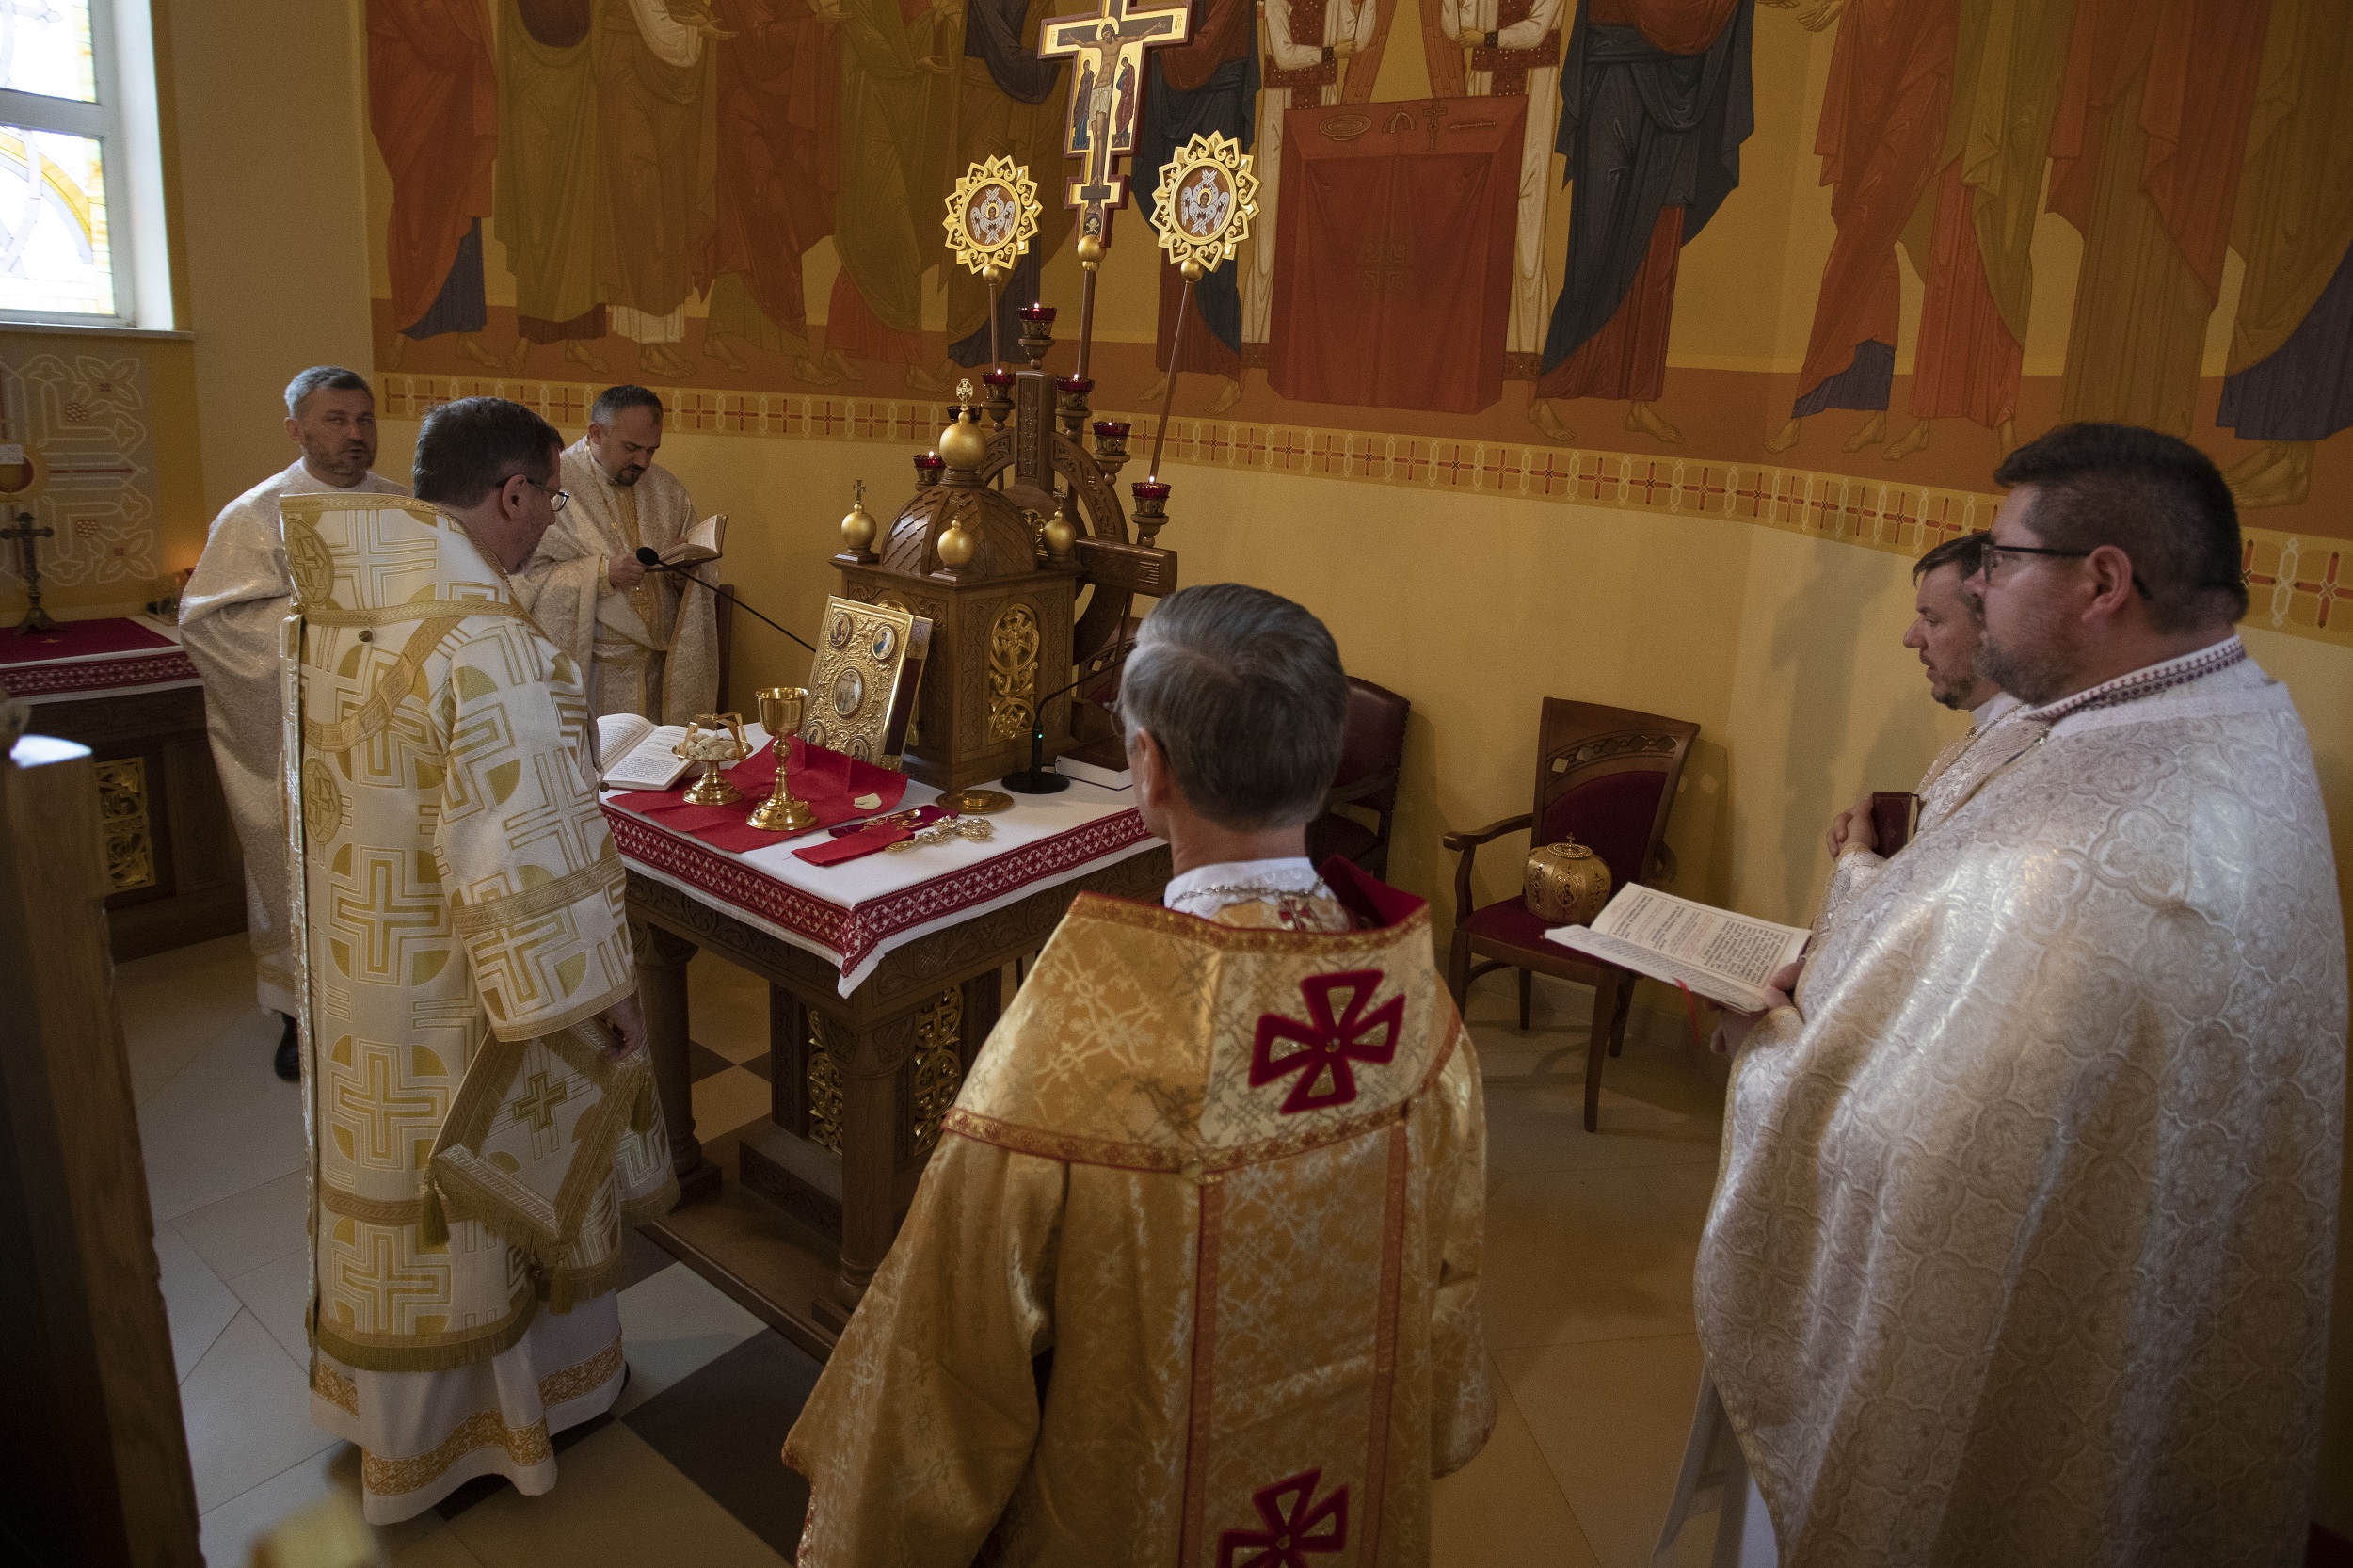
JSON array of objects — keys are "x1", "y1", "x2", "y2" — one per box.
[
  {"x1": 634, "y1": 546, "x2": 817, "y2": 655},
  {"x1": 1002, "y1": 642, "x2": 1136, "y2": 795}
]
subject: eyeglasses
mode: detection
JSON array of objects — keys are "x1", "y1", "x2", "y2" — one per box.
[
  {"x1": 1982, "y1": 541, "x2": 2153, "y2": 599},
  {"x1": 507, "y1": 473, "x2": 569, "y2": 513}
]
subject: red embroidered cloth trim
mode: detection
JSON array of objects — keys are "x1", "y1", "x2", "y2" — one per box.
[
  {"x1": 603, "y1": 801, "x2": 1153, "y2": 976},
  {"x1": 2024, "y1": 635, "x2": 2248, "y2": 726},
  {"x1": 0, "y1": 647, "x2": 200, "y2": 698}
]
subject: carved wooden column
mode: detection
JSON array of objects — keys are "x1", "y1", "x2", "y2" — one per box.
[
  {"x1": 632, "y1": 918, "x2": 719, "y2": 1202},
  {"x1": 812, "y1": 1006, "x2": 920, "y2": 1328}
]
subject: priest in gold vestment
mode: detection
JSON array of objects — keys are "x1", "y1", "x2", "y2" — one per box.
[
  {"x1": 786, "y1": 584, "x2": 1495, "y2": 1564},
  {"x1": 1666, "y1": 424, "x2": 2345, "y2": 1568},
  {"x1": 513, "y1": 385, "x2": 720, "y2": 723},
  {"x1": 181, "y1": 367, "x2": 407, "y2": 1080},
  {"x1": 284, "y1": 397, "x2": 674, "y2": 1523}
]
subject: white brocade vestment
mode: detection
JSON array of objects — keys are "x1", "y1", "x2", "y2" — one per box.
[
  {"x1": 511, "y1": 439, "x2": 719, "y2": 725},
  {"x1": 282, "y1": 493, "x2": 676, "y2": 1524},
  {"x1": 1667, "y1": 641, "x2": 2347, "y2": 1567},
  {"x1": 179, "y1": 459, "x2": 407, "y2": 1016}
]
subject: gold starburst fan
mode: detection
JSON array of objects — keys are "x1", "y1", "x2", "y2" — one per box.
[
  {"x1": 944, "y1": 155, "x2": 1042, "y2": 281},
  {"x1": 1147, "y1": 132, "x2": 1259, "y2": 280}
]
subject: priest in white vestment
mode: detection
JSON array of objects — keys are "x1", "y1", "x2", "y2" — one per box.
[
  {"x1": 512, "y1": 385, "x2": 720, "y2": 723},
  {"x1": 1242, "y1": 0, "x2": 1378, "y2": 360},
  {"x1": 1664, "y1": 424, "x2": 2345, "y2": 1568},
  {"x1": 1817, "y1": 530, "x2": 2021, "y2": 931},
  {"x1": 787, "y1": 584, "x2": 1494, "y2": 1564},
  {"x1": 179, "y1": 367, "x2": 406, "y2": 1079},
  {"x1": 285, "y1": 397, "x2": 673, "y2": 1523}
]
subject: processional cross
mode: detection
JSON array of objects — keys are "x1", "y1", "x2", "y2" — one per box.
[
  {"x1": 1, "y1": 509, "x2": 56, "y2": 633},
  {"x1": 1041, "y1": 0, "x2": 1192, "y2": 248}
]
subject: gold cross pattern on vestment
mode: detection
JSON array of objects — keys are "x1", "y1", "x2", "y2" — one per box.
[{"x1": 1040, "y1": 0, "x2": 1192, "y2": 247}]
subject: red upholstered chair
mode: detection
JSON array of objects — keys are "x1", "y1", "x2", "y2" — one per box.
[
  {"x1": 1308, "y1": 678, "x2": 1409, "y2": 880},
  {"x1": 1443, "y1": 699, "x2": 1698, "y2": 1132}
]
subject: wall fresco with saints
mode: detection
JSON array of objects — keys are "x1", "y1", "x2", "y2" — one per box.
[{"x1": 366, "y1": 0, "x2": 2353, "y2": 538}]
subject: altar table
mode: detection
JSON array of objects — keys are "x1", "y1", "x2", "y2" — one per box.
[
  {"x1": 607, "y1": 771, "x2": 1169, "y2": 1354},
  {"x1": 0, "y1": 616, "x2": 242, "y2": 957}
]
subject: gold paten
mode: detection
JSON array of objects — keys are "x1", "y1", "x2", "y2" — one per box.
[
  {"x1": 1523, "y1": 838, "x2": 1611, "y2": 925},
  {"x1": 943, "y1": 788, "x2": 1013, "y2": 815},
  {"x1": 674, "y1": 713, "x2": 751, "y2": 806},
  {"x1": 749, "y1": 686, "x2": 819, "y2": 832},
  {"x1": 93, "y1": 756, "x2": 155, "y2": 891},
  {"x1": 909, "y1": 987, "x2": 966, "y2": 1154}
]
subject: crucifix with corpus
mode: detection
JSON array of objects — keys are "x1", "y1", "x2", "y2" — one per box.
[
  {"x1": 1, "y1": 510, "x2": 56, "y2": 633},
  {"x1": 1040, "y1": 0, "x2": 1191, "y2": 254}
]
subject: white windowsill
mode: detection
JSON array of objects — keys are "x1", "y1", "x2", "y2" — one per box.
[{"x1": 0, "y1": 321, "x2": 194, "y2": 342}]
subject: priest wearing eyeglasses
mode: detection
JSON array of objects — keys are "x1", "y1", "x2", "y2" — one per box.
[{"x1": 1665, "y1": 423, "x2": 2345, "y2": 1567}]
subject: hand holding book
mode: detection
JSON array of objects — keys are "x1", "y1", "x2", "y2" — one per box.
[{"x1": 1543, "y1": 884, "x2": 1809, "y2": 1015}]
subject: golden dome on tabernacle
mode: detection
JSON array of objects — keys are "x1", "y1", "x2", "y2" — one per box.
[{"x1": 938, "y1": 379, "x2": 989, "y2": 472}]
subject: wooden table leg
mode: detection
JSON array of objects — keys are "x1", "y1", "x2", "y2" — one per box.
[{"x1": 634, "y1": 919, "x2": 720, "y2": 1203}]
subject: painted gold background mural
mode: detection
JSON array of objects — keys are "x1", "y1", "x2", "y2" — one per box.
[{"x1": 364, "y1": 0, "x2": 2353, "y2": 540}]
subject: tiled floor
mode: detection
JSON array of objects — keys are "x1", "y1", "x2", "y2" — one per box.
[{"x1": 129, "y1": 933, "x2": 1729, "y2": 1566}]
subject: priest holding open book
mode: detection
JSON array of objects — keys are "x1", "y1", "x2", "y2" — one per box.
[
  {"x1": 1644, "y1": 425, "x2": 2345, "y2": 1568},
  {"x1": 515, "y1": 384, "x2": 722, "y2": 724}
]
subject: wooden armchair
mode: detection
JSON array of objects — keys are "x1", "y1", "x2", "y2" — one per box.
[
  {"x1": 1307, "y1": 677, "x2": 1409, "y2": 881},
  {"x1": 1443, "y1": 699, "x2": 1698, "y2": 1131}
]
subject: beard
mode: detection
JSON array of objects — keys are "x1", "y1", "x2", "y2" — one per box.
[
  {"x1": 303, "y1": 437, "x2": 372, "y2": 484},
  {"x1": 611, "y1": 462, "x2": 645, "y2": 487},
  {"x1": 1976, "y1": 600, "x2": 2079, "y2": 706}
]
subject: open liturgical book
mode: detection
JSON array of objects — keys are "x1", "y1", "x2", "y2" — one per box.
[
  {"x1": 1545, "y1": 884, "x2": 1809, "y2": 1013},
  {"x1": 597, "y1": 714, "x2": 698, "y2": 791},
  {"x1": 659, "y1": 513, "x2": 727, "y2": 566}
]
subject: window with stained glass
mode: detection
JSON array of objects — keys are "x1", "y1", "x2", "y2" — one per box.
[{"x1": 0, "y1": 1, "x2": 157, "y2": 326}]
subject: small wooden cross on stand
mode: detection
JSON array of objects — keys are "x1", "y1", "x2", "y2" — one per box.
[
  {"x1": 1041, "y1": 0, "x2": 1193, "y2": 249},
  {"x1": 1, "y1": 510, "x2": 56, "y2": 633}
]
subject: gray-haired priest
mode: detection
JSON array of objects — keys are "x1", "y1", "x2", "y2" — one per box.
[
  {"x1": 512, "y1": 383, "x2": 718, "y2": 722},
  {"x1": 1665, "y1": 424, "x2": 2345, "y2": 1568},
  {"x1": 785, "y1": 584, "x2": 1496, "y2": 1563},
  {"x1": 180, "y1": 365, "x2": 406, "y2": 1080},
  {"x1": 282, "y1": 396, "x2": 672, "y2": 1524}
]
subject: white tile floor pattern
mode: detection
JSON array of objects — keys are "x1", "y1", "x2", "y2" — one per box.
[{"x1": 124, "y1": 934, "x2": 1731, "y2": 1565}]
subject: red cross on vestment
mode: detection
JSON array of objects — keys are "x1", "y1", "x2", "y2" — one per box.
[
  {"x1": 1217, "y1": 1468, "x2": 1349, "y2": 1568},
  {"x1": 1251, "y1": 970, "x2": 1403, "y2": 1114}
]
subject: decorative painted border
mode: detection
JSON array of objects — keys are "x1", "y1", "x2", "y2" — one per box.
[
  {"x1": 376, "y1": 376, "x2": 2351, "y2": 650},
  {"x1": 0, "y1": 647, "x2": 198, "y2": 700}
]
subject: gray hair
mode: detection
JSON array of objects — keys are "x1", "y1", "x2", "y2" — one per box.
[
  {"x1": 1117, "y1": 584, "x2": 1348, "y2": 830},
  {"x1": 590, "y1": 383, "x2": 665, "y2": 425},
  {"x1": 284, "y1": 365, "x2": 372, "y2": 418}
]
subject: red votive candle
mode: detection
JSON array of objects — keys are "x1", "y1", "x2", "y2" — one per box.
[
  {"x1": 1093, "y1": 420, "x2": 1130, "y2": 440},
  {"x1": 982, "y1": 368, "x2": 1016, "y2": 389},
  {"x1": 1019, "y1": 303, "x2": 1056, "y2": 323},
  {"x1": 1132, "y1": 480, "x2": 1171, "y2": 501},
  {"x1": 1058, "y1": 376, "x2": 1094, "y2": 395}
]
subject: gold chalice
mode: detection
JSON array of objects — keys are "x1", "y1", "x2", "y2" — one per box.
[
  {"x1": 749, "y1": 686, "x2": 818, "y2": 832},
  {"x1": 675, "y1": 713, "x2": 752, "y2": 806}
]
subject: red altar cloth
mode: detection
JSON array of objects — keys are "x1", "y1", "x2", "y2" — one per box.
[
  {"x1": 0, "y1": 616, "x2": 174, "y2": 665},
  {"x1": 1269, "y1": 95, "x2": 1525, "y2": 414}
]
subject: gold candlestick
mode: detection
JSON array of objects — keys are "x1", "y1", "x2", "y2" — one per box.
[{"x1": 749, "y1": 686, "x2": 818, "y2": 832}]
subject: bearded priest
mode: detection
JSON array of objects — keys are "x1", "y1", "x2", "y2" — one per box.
[
  {"x1": 1664, "y1": 424, "x2": 2345, "y2": 1567},
  {"x1": 785, "y1": 584, "x2": 1496, "y2": 1563},
  {"x1": 283, "y1": 397, "x2": 673, "y2": 1524},
  {"x1": 513, "y1": 384, "x2": 720, "y2": 722},
  {"x1": 180, "y1": 366, "x2": 406, "y2": 1080}
]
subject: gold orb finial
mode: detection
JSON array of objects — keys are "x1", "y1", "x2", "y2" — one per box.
[
  {"x1": 939, "y1": 393, "x2": 987, "y2": 471},
  {"x1": 1076, "y1": 233, "x2": 1104, "y2": 265},
  {"x1": 936, "y1": 513, "x2": 977, "y2": 569},
  {"x1": 840, "y1": 478, "x2": 877, "y2": 554}
]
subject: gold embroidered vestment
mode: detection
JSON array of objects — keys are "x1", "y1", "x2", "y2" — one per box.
[{"x1": 785, "y1": 872, "x2": 1496, "y2": 1565}]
